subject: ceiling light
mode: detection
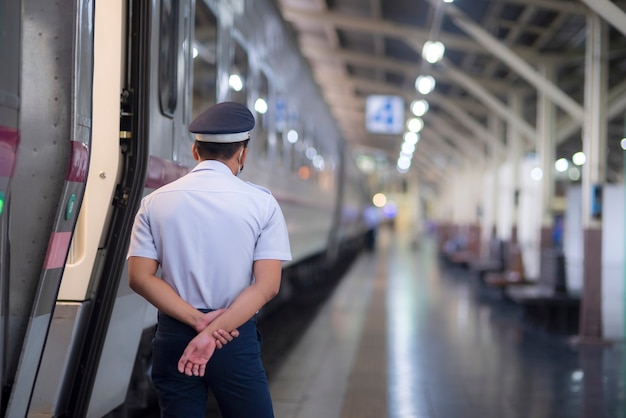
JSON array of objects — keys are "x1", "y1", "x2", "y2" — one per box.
[
  {"x1": 373, "y1": 193, "x2": 387, "y2": 208},
  {"x1": 400, "y1": 150, "x2": 413, "y2": 159},
  {"x1": 356, "y1": 155, "x2": 376, "y2": 173},
  {"x1": 403, "y1": 132, "x2": 419, "y2": 145},
  {"x1": 305, "y1": 147, "x2": 317, "y2": 160},
  {"x1": 554, "y1": 158, "x2": 569, "y2": 172},
  {"x1": 402, "y1": 142, "x2": 416, "y2": 154},
  {"x1": 415, "y1": 75, "x2": 436, "y2": 95},
  {"x1": 572, "y1": 151, "x2": 586, "y2": 165},
  {"x1": 407, "y1": 118, "x2": 424, "y2": 133},
  {"x1": 422, "y1": 41, "x2": 445, "y2": 64},
  {"x1": 229, "y1": 74, "x2": 243, "y2": 92},
  {"x1": 313, "y1": 155, "x2": 325, "y2": 170},
  {"x1": 410, "y1": 99, "x2": 429, "y2": 117},
  {"x1": 254, "y1": 98, "x2": 268, "y2": 114},
  {"x1": 568, "y1": 167, "x2": 581, "y2": 181},
  {"x1": 397, "y1": 156, "x2": 411, "y2": 171},
  {"x1": 287, "y1": 129, "x2": 299, "y2": 144}
]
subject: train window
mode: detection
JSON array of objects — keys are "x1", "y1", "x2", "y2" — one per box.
[
  {"x1": 292, "y1": 124, "x2": 309, "y2": 174},
  {"x1": 230, "y1": 41, "x2": 248, "y2": 104},
  {"x1": 271, "y1": 96, "x2": 286, "y2": 166},
  {"x1": 275, "y1": 119, "x2": 285, "y2": 168},
  {"x1": 287, "y1": 117, "x2": 301, "y2": 173},
  {"x1": 192, "y1": 1, "x2": 218, "y2": 120},
  {"x1": 253, "y1": 71, "x2": 269, "y2": 159},
  {"x1": 159, "y1": 0, "x2": 179, "y2": 117},
  {"x1": 298, "y1": 137, "x2": 317, "y2": 181}
]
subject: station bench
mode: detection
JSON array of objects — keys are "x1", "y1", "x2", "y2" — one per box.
[
  {"x1": 469, "y1": 238, "x2": 507, "y2": 281},
  {"x1": 505, "y1": 250, "x2": 579, "y2": 334}
]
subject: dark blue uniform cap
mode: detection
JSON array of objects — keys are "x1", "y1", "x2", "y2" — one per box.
[{"x1": 189, "y1": 101, "x2": 255, "y2": 143}]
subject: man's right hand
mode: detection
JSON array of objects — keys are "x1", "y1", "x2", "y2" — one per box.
[
  {"x1": 194, "y1": 309, "x2": 239, "y2": 348},
  {"x1": 178, "y1": 332, "x2": 216, "y2": 377}
]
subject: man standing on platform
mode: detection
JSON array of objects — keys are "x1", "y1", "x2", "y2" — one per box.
[{"x1": 127, "y1": 101, "x2": 292, "y2": 417}]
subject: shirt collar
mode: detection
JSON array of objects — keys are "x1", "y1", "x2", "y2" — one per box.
[{"x1": 192, "y1": 159, "x2": 234, "y2": 175}]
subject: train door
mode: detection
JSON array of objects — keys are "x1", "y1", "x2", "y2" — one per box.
[
  {"x1": 2, "y1": 0, "x2": 94, "y2": 416},
  {"x1": 0, "y1": 0, "x2": 21, "y2": 412},
  {"x1": 26, "y1": 0, "x2": 192, "y2": 416}
]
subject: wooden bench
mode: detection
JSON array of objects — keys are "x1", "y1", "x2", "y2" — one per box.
[
  {"x1": 505, "y1": 250, "x2": 579, "y2": 334},
  {"x1": 483, "y1": 242, "x2": 528, "y2": 288},
  {"x1": 470, "y1": 238, "x2": 507, "y2": 281},
  {"x1": 444, "y1": 225, "x2": 481, "y2": 268}
]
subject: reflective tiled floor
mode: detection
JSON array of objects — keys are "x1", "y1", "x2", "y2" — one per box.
[{"x1": 270, "y1": 227, "x2": 626, "y2": 418}]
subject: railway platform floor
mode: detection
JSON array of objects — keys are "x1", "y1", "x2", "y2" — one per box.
[{"x1": 269, "y1": 226, "x2": 626, "y2": 418}]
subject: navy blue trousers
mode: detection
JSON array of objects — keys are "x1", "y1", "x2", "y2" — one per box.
[{"x1": 151, "y1": 312, "x2": 274, "y2": 418}]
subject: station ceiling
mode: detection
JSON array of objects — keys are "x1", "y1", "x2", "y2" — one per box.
[{"x1": 275, "y1": 0, "x2": 626, "y2": 188}]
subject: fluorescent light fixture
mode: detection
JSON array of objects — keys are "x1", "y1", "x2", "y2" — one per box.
[
  {"x1": 422, "y1": 41, "x2": 445, "y2": 64},
  {"x1": 403, "y1": 132, "x2": 419, "y2": 145},
  {"x1": 410, "y1": 99, "x2": 429, "y2": 117},
  {"x1": 530, "y1": 167, "x2": 543, "y2": 181},
  {"x1": 554, "y1": 158, "x2": 569, "y2": 172},
  {"x1": 407, "y1": 118, "x2": 424, "y2": 133},
  {"x1": 415, "y1": 75, "x2": 436, "y2": 95},
  {"x1": 254, "y1": 98, "x2": 268, "y2": 114},
  {"x1": 287, "y1": 129, "x2": 299, "y2": 144},
  {"x1": 572, "y1": 151, "x2": 586, "y2": 166},
  {"x1": 228, "y1": 74, "x2": 243, "y2": 92}
]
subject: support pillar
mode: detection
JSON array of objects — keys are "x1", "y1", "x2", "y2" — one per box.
[
  {"x1": 579, "y1": 13, "x2": 608, "y2": 342},
  {"x1": 508, "y1": 93, "x2": 523, "y2": 244},
  {"x1": 537, "y1": 63, "x2": 556, "y2": 253},
  {"x1": 485, "y1": 115, "x2": 500, "y2": 247},
  {"x1": 488, "y1": 115, "x2": 507, "y2": 241}
]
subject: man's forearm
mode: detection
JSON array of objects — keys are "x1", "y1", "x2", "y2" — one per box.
[
  {"x1": 199, "y1": 281, "x2": 277, "y2": 338},
  {"x1": 129, "y1": 257, "x2": 205, "y2": 330}
]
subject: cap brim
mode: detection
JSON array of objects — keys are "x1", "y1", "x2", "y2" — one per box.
[{"x1": 195, "y1": 132, "x2": 250, "y2": 143}]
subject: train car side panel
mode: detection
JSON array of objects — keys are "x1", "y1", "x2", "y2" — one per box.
[
  {"x1": 5, "y1": 0, "x2": 94, "y2": 415},
  {"x1": 0, "y1": 0, "x2": 21, "y2": 411}
]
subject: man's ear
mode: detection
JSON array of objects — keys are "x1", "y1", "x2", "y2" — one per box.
[
  {"x1": 240, "y1": 146, "x2": 249, "y2": 165},
  {"x1": 191, "y1": 143, "x2": 201, "y2": 161}
]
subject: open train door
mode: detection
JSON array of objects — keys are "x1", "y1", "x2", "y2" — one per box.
[
  {"x1": 10, "y1": 0, "x2": 154, "y2": 415},
  {"x1": 56, "y1": 0, "x2": 189, "y2": 415},
  {"x1": 2, "y1": 0, "x2": 94, "y2": 416}
]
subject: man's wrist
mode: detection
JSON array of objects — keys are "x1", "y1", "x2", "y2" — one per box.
[{"x1": 190, "y1": 311, "x2": 207, "y2": 333}]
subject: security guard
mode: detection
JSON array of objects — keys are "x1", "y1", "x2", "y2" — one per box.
[{"x1": 128, "y1": 101, "x2": 292, "y2": 418}]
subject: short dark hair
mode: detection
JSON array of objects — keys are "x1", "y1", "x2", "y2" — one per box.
[{"x1": 195, "y1": 139, "x2": 249, "y2": 160}]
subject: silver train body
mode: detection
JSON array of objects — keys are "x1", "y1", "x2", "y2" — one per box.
[{"x1": 0, "y1": 0, "x2": 369, "y2": 416}]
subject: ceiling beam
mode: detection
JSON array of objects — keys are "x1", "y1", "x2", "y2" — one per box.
[
  {"x1": 488, "y1": 0, "x2": 586, "y2": 14},
  {"x1": 281, "y1": 6, "x2": 536, "y2": 56},
  {"x1": 579, "y1": 0, "x2": 626, "y2": 38},
  {"x1": 412, "y1": 154, "x2": 448, "y2": 183},
  {"x1": 299, "y1": 42, "x2": 520, "y2": 94},
  {"x1": 556, "y1": 78, "x2": 626, "y2": 144},
  {"x1": 439, "y1": 60, "x2": 537, "y2": 142},
  {"x1": 428, "y1": 93, "x2": 505, "y2": 157},
  {"x1": 415, "y1": 136, "x2": 460, "y2": 170},
  {"x1": 428, "y1": 113, "x2": 485, "y2": 162},
  {"x1": 421, "y1": 126, "x2": 465, "y2": 162},
  {"x1": 430, "y1": 0, "x2": 585, "y2": 120}
]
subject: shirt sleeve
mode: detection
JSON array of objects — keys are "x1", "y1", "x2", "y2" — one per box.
[
  {"x1": 254, "y1": 196, "x2": 292, "y2": 261},
  {"x1": 127, "y1": 198, "x2": 159, "y2": 261}
]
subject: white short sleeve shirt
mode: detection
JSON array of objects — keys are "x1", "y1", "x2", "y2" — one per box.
[{"x1": 127, "y1": 160, "x2": 292, "y2": 309}]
